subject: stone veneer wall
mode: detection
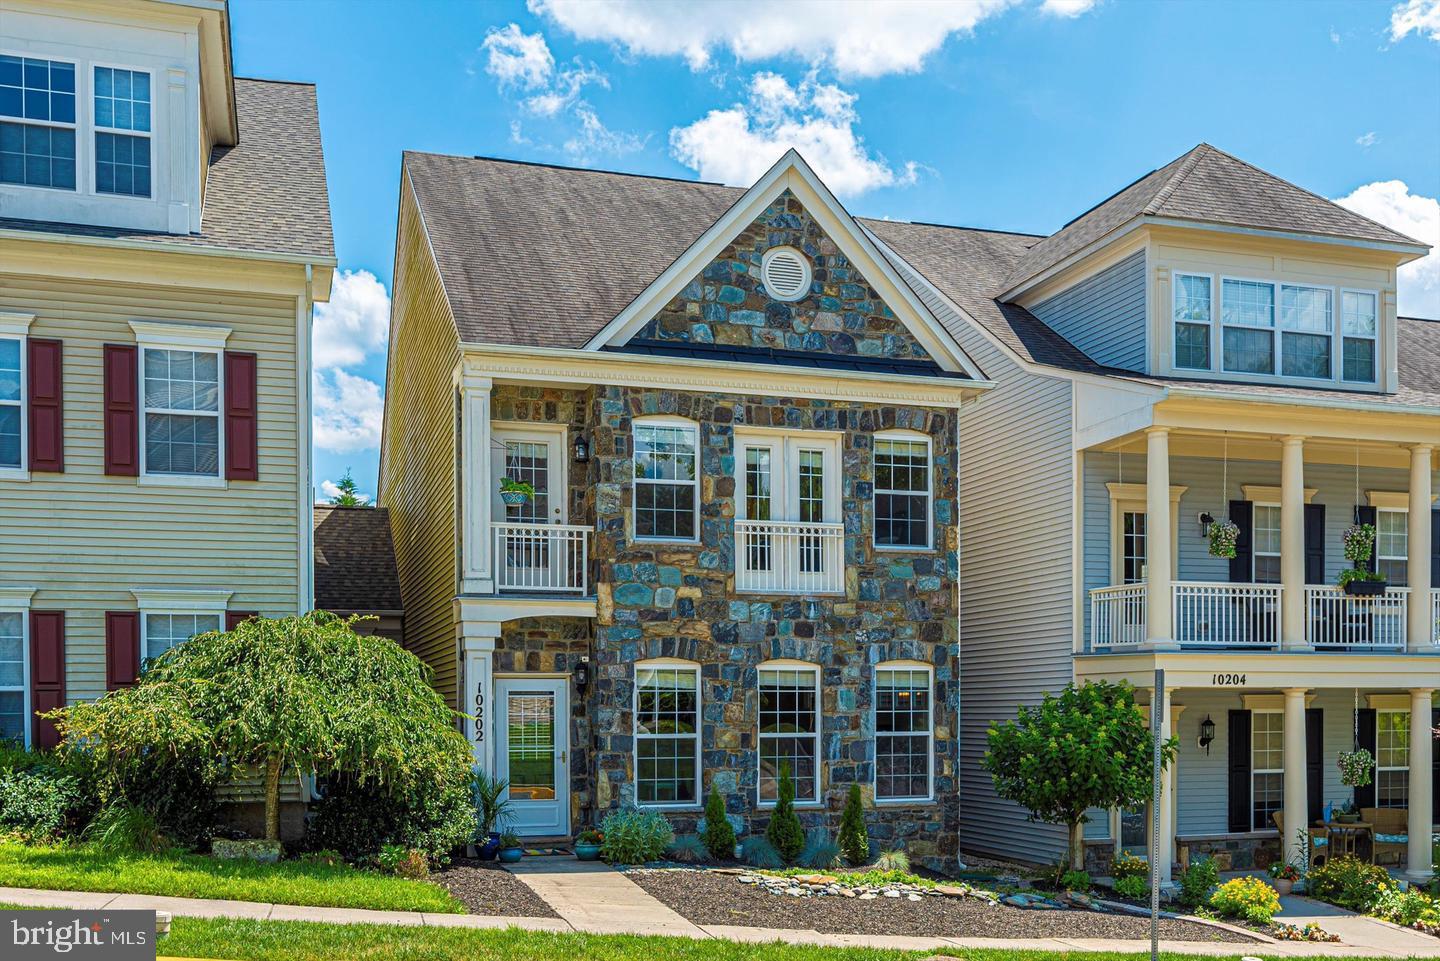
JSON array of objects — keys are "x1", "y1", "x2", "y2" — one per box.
[{"x1": 631, "y1": 189, "x2": 930, "y2": 361}]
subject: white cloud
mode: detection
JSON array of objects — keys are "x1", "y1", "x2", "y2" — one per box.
[
  {"x1": 531, "y1": 0, "x2": 1018, "y2": 78},
  {"x1": 313, "y1": 368, "x2": 384, "y2": 454},
  {"x1": 1390, "y1": 0, "x2": 1440, "y2": 42},
  {"x1": 1333, "y1": 180, "x2": 1440, "y2": 317},
  {"x1": 1040, "y1": 0, "x2": 1096, "y2": 17},
  {"x1": 482, "y1": 22, "x2": 555, "y2": 88},
  {"x1": 320, "y1": 479, "x2": 372, "y2": 505},
  {"x1": 670, "y1": 72, "x2": 917, "y2": 197},
  {"x1": 525, "y1": 60, "x2": 608, "y2": 116},
  {"x1": 313, "y1": 269, "x2": 390, "y2": 370},
  {"x1": 564, "y1": 105, "x2": 647, "y2": 160},
  {"x1": 1329, "y1": 25, "x2": 1342, "y2": 45},
  {"x1": 1356, "y1": 131, "x2": 1378, "y2": 148}
]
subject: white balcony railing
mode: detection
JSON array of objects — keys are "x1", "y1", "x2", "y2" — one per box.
[
  {"x1": 1173, "y1": 582, "x2": 1282, "y2": 648},
  {"x1": 493, "y1": 523, "x2": 590, "y2": 594},
  {"x1": 735, "y1": 520, "x2": 845, "y2": 595},
  {"x1": 1304, "y1": 585, "x2": 1408, "y2": 650},
  {"x1": 1090, "y1": 583, "x2": 1147, "y2": 648}
]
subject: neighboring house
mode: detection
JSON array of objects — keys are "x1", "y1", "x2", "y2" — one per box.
[
  {"x1": 313, "y1": 505, "x2": 405, "y2": 644},
  {"x1": 0, "y1": 0, "x2": 333, "y2": 748}
]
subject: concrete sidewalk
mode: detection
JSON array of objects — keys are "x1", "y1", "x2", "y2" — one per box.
[{"x1": 3, "y1": 880, "x2": 1437, "y2": 957}]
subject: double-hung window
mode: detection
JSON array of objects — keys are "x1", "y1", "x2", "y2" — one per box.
[
  {"x1": 1221, "y1": 279, "x2": 1276, "y2": 374},
  {"x1": 1340, "y1": 291, "x2": 1378, "y2": 383},
  {"x1": 633, "y1": 420, "x2": 698, "y2": 541},
  {"x1": 874, "y1": 433, "x2": 932, "y2": 549},
  {"x1": 143, "y1": 611, "x2": 221, "y2": 663},
  {"x1": 142, "y1": 347, "x2": 220, "y2": 478},
  {"x1": 1278, "y1": 284, "x2": 1333, "y2": 379},
  {"x1": 0, "y1": 55, "x2": 76, "y2": 190},
  {"x1": 93, "y1": 66, "x2": 151, "y2": 197},
  {"x1": 875, "y1": 664, "x2": 933, "y2": 802},
  {"x1": 1252, "y1": 504, "x2": 1281, "y2": 583},
  {"x1": 1172, "y1": 273, "x2": 1212, "y2": 371},
  {"x1": 0, "y1": 335, "x2": 21, "y2": 470},
  {"x1": 1375, "y1": 710, "x2": 1409, "y2": 808},
  {"x1": 0, "y1": 610, "x2": 24, "y2": 743},
  {"x1": 1251, "y1": 710, "x2": 1284, "y2": 831},
  {"x1": 634, "y1": 662, "x2": 700, "y2": 806},
  {"x1": 758, "y1": 665, "x2": 820, "y2": 805},
  {"x1": 1375, "y1": 509, "x2": 1408, "y2": 585}
]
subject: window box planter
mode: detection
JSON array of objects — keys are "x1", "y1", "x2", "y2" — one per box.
[{"x1": 1342, "y1": 579, "x2": 1387, "y2": 597}]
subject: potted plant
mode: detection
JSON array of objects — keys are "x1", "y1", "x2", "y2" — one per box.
[
  {"x1": 1338, "y1": 567, "x2": 1387, "y2": 597},
  {"x1": 1267, "y1": 861, "x2": 1300, "y2": 896},
  {"x1": 1338, "y1": 748, "x2": 1375, "y2": 788},
  {"x1": 1338, "y1": 525, "x2": 1385, "y2": 595},
  {"x1": 574, "y1": 828, "x2": 603, "y2": 861},
  {"x1": 499, "y1": 478, "x2": 534, "y2": 506},
  {"x1": 472, "y1": 771, "x2": 512, "y2": 861},
  {"x1": 497, "y1": 830, "x2": 525, "y2": 863},
  {"x1": 1333, "y1": 799, "x2": 1360, "y2": 824},
  {"x1": 1207, "y1": 518, "x2": 1240, "y2": 559}
]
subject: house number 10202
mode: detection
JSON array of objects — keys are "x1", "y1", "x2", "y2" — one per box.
[{"x1": 1212, "y1": 673, "x2": 1247, "y2": 686}]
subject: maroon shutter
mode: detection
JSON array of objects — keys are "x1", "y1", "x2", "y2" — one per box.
[
  {"x1": 29, "y1": 611, "x2": 64, "y2": 750},
  {"x1": 103, "y1": 344, "x2": 139, "y2": 476},
  {"x1": 26, "y1": 338, "x2": 63, "y2": 472},
  {"x1": 224, "y1": 351, "x2": 258, "y2": 481},
  {"x1": 105, "y1": 611, "x2": 140, "y2": 690},
  {"x1": 225, "y1": 611, "x2": 258, "y2": 631}
]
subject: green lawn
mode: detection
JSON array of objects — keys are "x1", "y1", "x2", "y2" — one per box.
[{"x1": 0, "y1": 843, "x2": 462, "y2": 913}]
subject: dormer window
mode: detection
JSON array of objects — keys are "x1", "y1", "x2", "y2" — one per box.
[
  {"x1": 94, "y1": 67, "x2": 151, "y2": 198},
  {"x1": 0, "y1": 55, "x2": 76, "y2": 191},
  {"x1": 1341, "y1": 290, "x2": 1377, "y2": 383}
]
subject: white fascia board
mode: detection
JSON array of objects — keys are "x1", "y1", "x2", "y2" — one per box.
[
  {"x1": 0, "y1": 228, "x2": 337, "y2": 269},
  {"x1": 1161, "y1": 384, "x2": 1440, "y2": 419},
  {"x1": 1143, "y1": 217, "x2": 1430, "y2": 262}
]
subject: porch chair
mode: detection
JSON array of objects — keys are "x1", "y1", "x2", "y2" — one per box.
[
  {"x1": 1360, "y1": 808, "x2": 1408, "y2": 867},
  {"x1": 1270, "y1": 811, "x2": 1328, "y2": 868}
]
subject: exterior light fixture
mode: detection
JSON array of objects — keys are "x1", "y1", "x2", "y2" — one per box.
[
  {"x1": 573, "y1": 435, "x2": 590, "y2": 463},
  {"x1": 1198, "y1": 511, "x2": 1215, "y2": 534},
  {"x1": 573, "y1": 658, "x2": 590, "y2": 690},
  {"x1": 1198, "y1": 714, "x2": 1215, "y2": 754}
]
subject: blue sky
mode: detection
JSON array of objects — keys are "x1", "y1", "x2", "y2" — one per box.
[{"x1": 228, "y1": 0, "x2": 1440, "y2": 502}]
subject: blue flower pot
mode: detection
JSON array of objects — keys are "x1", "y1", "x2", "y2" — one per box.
[
  {"x1": 574, "y1": 842, "x2": 602, "y2": 861},
  {"x1": 477, "y1": 832, "x2": 501, "y2": 861},
  {"x1": 499, "y1": 490, "x2": 529, "y2": 506},
  {"x1": 498, "y1": 846, "x2": 524, "y2": 863}
]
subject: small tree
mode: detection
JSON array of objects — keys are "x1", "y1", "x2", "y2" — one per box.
[
  {"x1": 982, "y1": 680, "x2": 1175, "y2": 871},
  {"x1": 765, "y1": 762, "x2": 805, "y2": 863},
  {"x1": 54, "y1": 613, "x2": 472, "y2": 843},
  {"x1": 327, "y1": 469, "x2": 371, "y2": 507},
  {"x1": 838, "y1": 783, "x2": 869, "y2": 865},
  {"x1": 701, "y1": 785, "x2": 736, "y2": 861}
]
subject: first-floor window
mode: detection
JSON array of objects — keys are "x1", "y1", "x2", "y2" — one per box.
[
  {"x1": 1376, "y1": 509, "x2": 1408, "y2": 585},
  {"x1": 0, "y1": 336, "x2": 20, "y2": 469},
  {"x1": 143, "y1": 347, "x2": 221, "y2": 477},
  {"x1": 0, "y1": 611, "x2": 23, "y2": 742},
  {"x1": 875, "y1": 665, "x2": 933, "y2": 801},
  {"x1": 1252, "y1": 710, "x2": 1284, "y2": 831},
  {"x1": 635, "y1": 663, "x2": 699, "y2": 806},
  {"x1": 143, "y1": 612, "x2": 221, "y2": 662},
  {"x1": 874, "y1": 435, "x2": 932, "y2": 549},
  {"x1": 1376, "y1": 710, "x2": 1409, "y2": 808},
  {"x1": 759, "y1": 665, "x2": 820, "y2": 804}
]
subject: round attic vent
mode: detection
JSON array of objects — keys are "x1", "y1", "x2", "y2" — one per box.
[{"x1": 760, "y1": 247, "x2": 812, "y2": 301}]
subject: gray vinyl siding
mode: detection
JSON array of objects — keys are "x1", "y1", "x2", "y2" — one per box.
[
  {"x1": 1030, "y1": 251, "x2": 1146, "y2": 373},
  {"x1": 896, "y1": 262, "x2": 1075, "y2": 865}
]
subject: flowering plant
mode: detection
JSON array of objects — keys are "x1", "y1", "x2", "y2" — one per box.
[
  {"x1": 1342, "y1": 524, "x2": 1376, "y2": 566},
  {"x1": 1207, "y1": 518, "x2": 1240, "y2": 559},
  {"x1": 1268, "y1": 861, "x2": 1301, "y2": 881},
  {"x1": 1338, "y1": 748, "x2": 1375, "y2": 788}
]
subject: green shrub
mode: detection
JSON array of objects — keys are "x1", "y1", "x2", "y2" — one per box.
[
  {"x1": 1177, "y1": 856, "x2": 1219, "y2": 910},
  {"x1": 665, "y1": 834, "x2": 707, "y2": 863},
  {"x1": 874, "y1": 848, "x2": 910, "y2": 873},
  {"x1": 1111, "y1": 850, "x2": 1148, "y2": 881},
  {"x1": 1113, "y1": 874, "x2": 1149, "y2": 901},
  {"x1": 308, "y1": 771, "x2": 473, "y2": 864},
  {"x1": 838, "y1": 783, "x2": 868, "y2": 865},
  {"x1": 0, "y1": 768, "x2": 80, "y2": 842},
  {"x1": 599, "y1": 809, "x2": 673, "y2": 864},
  {"x1": 741, "y1": 835, "x2": 784, "y2": 869},
  {"x1": 700, "y1": 787, "x2": 735, "y2": 861},
  {"x1": 1307, "y1": 856, "x2": 1393, "y2": 913},
  {"x1": 765, "y1": 763, "x2": 804, "y2": 863},
  {"x1": 1210, "y1": 876, "x2": 1281, "y2": 924},
  {"x1": 82, "y1": 801, "x2": 170, "y2": 854},
  {"x1": 0, "y1": 743, "x2": 60, "y2": 776},
  {"x1": 1373, "y1": 886, "x2": 1439, "y2": 927},
  {"x1": 376, "y1": 844, "x2": 428, "y2": 879},
  {"x1": 798, "y1": 827, "x2": 840, "y2": 870},
  {"x1": 1060, "y1": 869, "x2": 1091, "y2": 892},
  {"x1": 96, "y1": 754, "x2": 221, "y2": 851}
]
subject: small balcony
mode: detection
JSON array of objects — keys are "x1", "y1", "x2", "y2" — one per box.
[
  {"x1": 493, "y1": 523, "x2": 591, "y2": 594},
  {"x1": 735, "y1": 520, "x2": 845, "y2": 595}
]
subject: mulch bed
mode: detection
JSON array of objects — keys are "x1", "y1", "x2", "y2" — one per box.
[
  {"x1": 431, "y1": 858, "x2": 559, "y2": 918},
  {"x1": 625, "y1": 867, "x2": 1258, "y2": 942}
]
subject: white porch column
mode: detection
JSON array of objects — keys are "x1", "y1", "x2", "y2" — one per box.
[
  {"x1": 1280, "y1": 436, "x2": 1308, "y2": 650},
  {"x1": 1282, "y1": 687, "x2": 1308, "y2": 867},
  {"x1": 459, "y1": 371, "x2": 494, "y2": 595},
  {"x1": 1147, "y1": 687, "x2": 1175, "y2": 883},
  {"x1": 1407, "y1": 445, "x2": 1434, "y2": 652},
  {"x1": 1406, "y1": 688, "x2": 1435, "y2": 883},
  {"x1": 459, "y1": 627, "x2": 499, "y2": 776},
  {"x1": 1145, "y1": 428, "x2": 1176, "y2": 649}
]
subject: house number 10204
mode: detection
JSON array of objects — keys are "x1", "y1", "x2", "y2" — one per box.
[{"x1": 1212, "y1": 673, "x2": 1247, "y2": 686}]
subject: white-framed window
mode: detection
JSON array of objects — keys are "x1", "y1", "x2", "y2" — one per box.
[
  {"x1": 1376, "y1": 508, "x2": 1408, "y2": 586},
  {"x1": 141, "y1": 347, "x2": 221, "y2": 479},
  {"x1": 1172, "y1": 272, "x2": 1212, "y2": 371},
  {"x1": 1253, "y1": 503, "x2": 1281, "y2": 583},
  {"x1": 1375, "y1": 709, "x2": 1410, "y2": 808},
  {"x1": 758, "y1": 663, "x2": 820, "y2": 805},
  {"x1": 632, "y1": 418, "x2": 698, "y2": 542},
  {"x1": 634, "y1": 660, "x2": 700, "y2": 807},
  {"x1": 874, "y1": 432, "x2": 932, "y2": 549},
  {"x1": 92, "y1": 65, "x2": 152, "y2": 198},
  {"x1": 1251, "y1": 709, "x2": 1284, "y2": 831},
  {"x1": 142, "y1": 611, "x2": 221, "y2": 664},
  {"x1": 1278, "y1": 284, "x2": 1333, "y2": 379},
  {"x1": 875, "y1": 662, "x2": 933, "y2": 802},
  {"x1": 0, "y1": 54, "x2": 77, "y2": 191},
  {"x1": 1221, "y1": 278, "x2": 1276, "y2": 375},
  {"x1": 0, "y1": 608, "x2": 26, "y2": 744},
  {"x1": 0, "y1": 334, "x2": 22, "y2": 471},
  {"x1": 1340, "y1": 289, "x2": 1378, "y2": 384}
]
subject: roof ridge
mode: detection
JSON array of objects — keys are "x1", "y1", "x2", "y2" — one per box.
[
  {"x1": 1143, "y1": 143, "x2": 1210, "y2": 214},
  {"x1": 233, "y1": 76, "x2": 316, "y2": 87},
  {"x1": 404, "y1": 150, "x2": 732, "y2": 188}
]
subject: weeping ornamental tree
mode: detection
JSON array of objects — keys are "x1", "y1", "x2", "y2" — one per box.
[
  {"x1": 982, "y1": 680, "x2": 1176, "y2": 871},
  {"x1": 54, "y1": 613, "x2": 473, "y2": 842}
]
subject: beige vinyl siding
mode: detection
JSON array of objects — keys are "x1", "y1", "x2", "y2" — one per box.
[
  {"x1": 379, "y1": 178, "x2": 462, "y2": 707},
  {"x1": 0, "y1": 272, "x2": 301, "y2": 704}
]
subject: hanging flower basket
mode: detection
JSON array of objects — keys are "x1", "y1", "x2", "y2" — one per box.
[
  {"x1": 499, "y1": 479, "x2": 534, "y2": 506},
  {"x1": 1207, "y1": 518, "x2": 1240, "y2": 559},
  {"x1": 1337, "y1": 748, "x2": 1374, "y2": 788},
  {"x1": 1342, "y1": 524, "x2": 1375, "y2": 567},
  {"x1": 1338, "y1": 567, "x2": 1387, "y2": 596}
]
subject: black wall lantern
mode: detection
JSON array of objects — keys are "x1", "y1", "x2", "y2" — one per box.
[
  {"x1": 573, "y1": 658, "x2": 590, "y2": 691},
  {"x1": 573, "y1": 434, "x2": 590, "y2": 463},
  {"x1": 1198, "y1": 714, "x2": 1215, "y2": 755}
]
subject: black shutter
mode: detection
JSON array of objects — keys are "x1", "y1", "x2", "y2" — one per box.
[
  {"x1": 1354, "y1": 506, "x2": 1378, "y2": 573},
  {"x1": 1303, "y1": 504, "x2": 1326, "y2": 585},
  {"x1": 1229, "y1": 500, "x2": 1253, "y2": 583},
  {"x1": 1228, "y1": 710, "x2": 1252, "y2": 832},
  {"x1": 1431, "y1": 510, "x2": 1439, "y2": 588},
  {"x1": 1354, "y1": 708, "x2": 1377, "y2": 809},
  {"x1": 1306, "y1": 709, "x2": 1323, "y2": 825}
]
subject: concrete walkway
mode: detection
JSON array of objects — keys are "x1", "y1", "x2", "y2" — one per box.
[
  {"x1": 1277, "y1": 893, "x2": 1440, "y2": 957},
  {"x1": 3, "y1": 877, "x2": 1438, "y2": 957}
]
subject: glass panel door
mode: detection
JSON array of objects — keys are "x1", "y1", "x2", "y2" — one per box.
[
  {"x1": 496, "y1": 677, "x2": 569, "y2": 836},
  {"x1": 493, "y1": 429, "x2": 565, "y2": 589}
]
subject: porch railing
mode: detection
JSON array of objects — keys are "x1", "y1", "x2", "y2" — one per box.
[
  {"x1": 1303, "y1": 585, "x2": 1408, "y2": 650},
  {"x1": 1090, "y1": 583, "x2": 1147, "y2": 649},
  {"x1": 493, "y1": 523, "x2": 590, "y2": 594},
  {"x1": 735, "y1": 520, "x2": 845, "y2": 595},
  {"x1": 1172, "y1": 582, "x2": 1282, "y2": 648}
]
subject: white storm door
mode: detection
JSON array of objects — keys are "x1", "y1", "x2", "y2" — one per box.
[
  {"x1": 492, "y1": 428, "x2": 566, "y2": 589},
  {"x1": 496, "y1": 677, "x2": 569, "y2": 837}
]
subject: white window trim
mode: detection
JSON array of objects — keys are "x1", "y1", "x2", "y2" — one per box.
[
  {"x1": 90, "y1": 62, "x2": 156, "y2": 201},
  {"x1": 633, "y1": 657, "x2": 702, "y2": 810},
  {"x1": 132, "y1": 589, "x2": 230, "y2": 666},
  {"x1": 1252, "y1": 501, "x2": 1282, "y2": 584},
  {"x1": 757, "y1": 659, "x2": 822, "y2": 809},
  {"x1": 1374, "y1": 506, "x2": 1408, "y2": 586},
  {"x1": 1219, "y1": 275, "x2": 1279, "y2": 377},
  {"x1": 1339, "y1": 288, "x2": 1380, "y2": 384},
  {"x1": 631, "y1": 415, "x2": 700, "y2": 544},
  {"x1": 1171, "y1": 271, "x2": 1214, "y2": 372},
  {"x1": 1375, "y1": 708, "x2": 1410, "y2": 808},
  {"x1": 1105, "y1": 483, "x2": 1185, "y2": 585},
  {"x1": 873, "y1": 659, "x2": 935, "y2": 805},
  {"x1": 130, "y1": 321, "x2": 231, "y2": 489},
  {"x1": 873, "y1": 429, "x2": 934, "y2": 552},
  {"x1": 1251, "y1": 708, "x2": 1284, "y2": 832},
  {"x1": 0, "y1": 50, "x2": 79, "y2": 195},
  {"x1": 0, "y1": 587, "x2": 34, "y2": 748},
  {"x1": 0, "y1": 311, "x2": 32, "y2": 481}
]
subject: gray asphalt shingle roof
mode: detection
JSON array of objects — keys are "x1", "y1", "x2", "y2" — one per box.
[{"x1": 313, "y1": 507, "x2": 403, "y2": 614}]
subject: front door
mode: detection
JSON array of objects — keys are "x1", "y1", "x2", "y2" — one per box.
[
  {"x1": 495, "y1": 677, "x2": 569, "y2": 837},
  {"x1": 492, "y1": 428, "x2": 566, "y2": 589},
  {"x1": 735, "y1": 434, "x2": 839, "y2": 591}
]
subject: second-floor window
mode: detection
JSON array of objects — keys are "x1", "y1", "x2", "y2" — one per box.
[
  {"x1": 1252, "y1": 504, "x2": 1281, "y2": 583},
  {"x1": 0, "y1": 337, "x2": 20, "y2": 469},
  {"x1": 632, "y1": 419, "x2": 698, "y2": 541},
  {"x1": 1173, "y1": 273, "x2": 1212, "y2": 371},
  {"x1": 93, "y1": 66, "x2": 151, "y2": 198},
  {"x1": 143, "y1": 347, "x2": 220, "y2": 478},
  {"x1": 874, "y1": 434, "x2": 932, "y2": 549},
  {"x1": 1376, "y1": 509, "x2": 1407, "y2": 585},
  {"x1": 1341, "y1": 291, "x2": 1378, "y2": 383},
  {"x1": 0, "y1": 55, "x2": 76, "y2": 191}
]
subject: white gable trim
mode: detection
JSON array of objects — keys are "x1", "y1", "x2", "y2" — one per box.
[{"x1": 583, "y1": 149, "x2": 985, "y2": 380}]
